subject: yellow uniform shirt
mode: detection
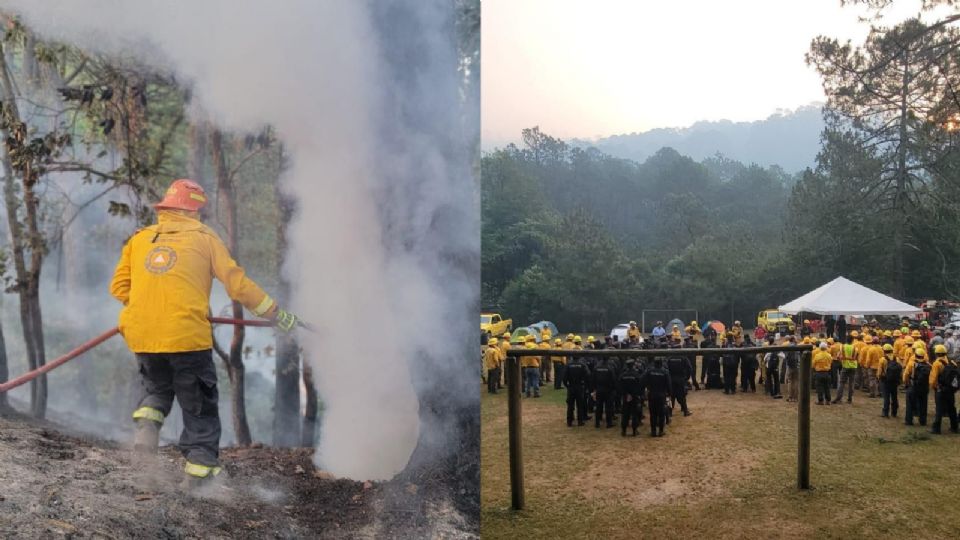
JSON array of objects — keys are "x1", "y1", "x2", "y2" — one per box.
[
  {"x1": 863, "y1": 344, "x2": 883, "y2": 370},
  {"x1": 110, "y1": 211, "x2": 273, "y2": 353},
  {"x1": 521, "y1": 342, "x2": 541, "y2": 368},
  {"x1": 930, "y1": 358, "x2": 955, "y2": 390},
  {"x1": 483, "y1": 346, "x2": 501, "y2": 371},
  {"x1": 812, "y1": 350, "x2": 833, "y2": 372},
  {"x1": 903, "y1": 359, "x2": 929, "y2": 385}
]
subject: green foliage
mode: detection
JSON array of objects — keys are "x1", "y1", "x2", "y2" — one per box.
[{"x1": 482, "y1": 128, "x2": 798, "y2": 330}]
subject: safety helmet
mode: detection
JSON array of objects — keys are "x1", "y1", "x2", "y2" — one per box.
[
  {"x1": 154, "y1": 179, "x2": 207, "y2": 212},
  {"x1": 566, "y1": 333, "x2": 574, "y2": 339},
  {"x1": 883, "y1": 330, "x2": 892, "y2": 337},
  {"x1": 850, "y1": 330, "x2": 859, "y2": 338},
  {"x1": 911, "y1": 330, "x2": 921, "y2": 338},
  {"x1": 802, "y1": 337, "x2": 812, "y2": 344},
  {"x1": 734, "y1": 320, "x2": 741, "y2": 325},
  {"x1": 827, "y1": 338, "x2": 835, "y2": 344},
  {"x1": 691, "y1": 321, "x2": 698, "y2": 325},
  {"x1": 574, "y1": 335, "x2": 582, "y2": 342},
  {"x1": 503, "y1": 331, "x2": 511, "y2": 338},
  {"x1": 915, "y1": 347, "x2": 926, "y2": 358},
  {"x1": 893, "y1": 330, "x2": 901, "y2": 337},
  {"x1": 901, "y1": 327, "x2": 909, "y2": 334},
  {"x1": 629, "y1": 321, "x2": 637, "y2": 326},
  {"x1": 863, "y1": 335, "x2": 873, "y2": 343},
  {"x1": 819, "y1": 342, "x2": 828, "y2": 349},
  {"x1": 921, "y1": 320, "x2": 930, "y2": 327},
  {"x1": 905, "y1": 336, "x2": 915, "y2": 344},
  {"x1": 588, "y1": 335, "x2": 595, "y2": 342},
  {"x1": 553, "y1": 338, "x2": 562, "y2": 345},
  {"x1": 525, "y1": 335, "x2": 536, "y2": 343},
  {"x1": 882, "y1": 344, "x2": 894, "y2": 352},
  {"x1": 672, "y1": 324, "x2": 679, "y2": 329},
  {"x1": 935, "y1": 344, "x2": 948, "y2": 355},
  {"x1": 488, "y1": 338, "x2": 497, "y2": 346},
  {"x1": 803, "y1": 319, "x2": 810, "y2": 324}
]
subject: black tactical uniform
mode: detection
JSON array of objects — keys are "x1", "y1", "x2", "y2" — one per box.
[
  {"x1": 721, "y1": 343, "x2": 738, "y2": 394},
  {"x1": 591, "y1": 358, "x2": 617, "y2": 428},
  {"x1": 618, "y1": 361, "x2": 643, "y2": 436},
  {"x1": 563, "y1": 356, "x2": 591, "y2": 426},
  {"x1": 666, "y1": 351, "x2": 693, "y2": 416},
  {"x1": 640, "y1": 359, "x2": 672, "y2": 436}
]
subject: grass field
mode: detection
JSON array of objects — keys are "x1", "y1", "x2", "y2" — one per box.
[{"x1": 482, "y1": 377, "x2": 960, "y2": 539}]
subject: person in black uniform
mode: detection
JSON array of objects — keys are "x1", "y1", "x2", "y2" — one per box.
[
  {"x1": 619, "y1": 359, "x2": 643, "y2": 436},
  {"x1": 765, "y1": 344, "x2": 784, "y2": 399},
  {"x1": 564, "y1": 355, "x2": 591, "y2": 426},
  {"x1": 836, "y1": 315, "x2": 847, "y2": 342},
  {"x1": 721, "y1": 336, "x2": 739, "y2": 394},
  {"x1": 702, "y1": 336, "x2": 723, "y2": 389},
  {"x1": 739, "y1": 337, "x2": 758, "y2": 393},
  {"x1": 591, "y1": 357, "x2": 617, "y2": 428},
  {"x1": 640, "y1": 357, "x2": 672, "y2": 437},
  {"x1": 666, "y1": 340, "x2": 694, "y2": 416}
]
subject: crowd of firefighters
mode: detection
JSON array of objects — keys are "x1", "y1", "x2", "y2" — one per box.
[{"x1": 482, "y1": 318, "x2": 960, "y2": 437}]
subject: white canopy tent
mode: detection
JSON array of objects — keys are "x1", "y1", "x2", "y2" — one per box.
[{"x1": 778, "y1": 276, "x2": 922, "y2": 316}]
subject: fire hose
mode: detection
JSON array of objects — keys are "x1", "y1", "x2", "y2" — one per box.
[{"x1": 0, "y1": 316, "x2": 311, "y2": 394}]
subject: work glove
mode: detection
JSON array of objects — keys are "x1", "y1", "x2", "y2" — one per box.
[{"x1": 273, "y1": 308, "x2": 300, "y2": 333}]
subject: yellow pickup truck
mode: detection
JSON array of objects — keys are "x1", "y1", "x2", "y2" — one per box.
[
  {"x1": 757, "y1": 309, "x2": 796, "y2": 334},
  {"x1": 481, "y1": 313, "x2": 512, "y2": 340}
]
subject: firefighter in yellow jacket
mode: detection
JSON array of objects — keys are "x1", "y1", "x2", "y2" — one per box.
[
  {"x1": 521, "y1": 335, "x2": 542, "y2": 397},
  {"x1": 484, "y1": 338, "x2": 502, "y2": 394},
  {"x1": 110, "y1": 179, "x2": 300, "y2": 484}
]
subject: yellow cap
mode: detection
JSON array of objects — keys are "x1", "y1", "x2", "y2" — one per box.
[
  {"x1": 802, "y1": 337, "x2": 812, "y2": 344},
  {"x1": 864, "y1": 335, "x2": 873, "y2": 344},
  {"x1": 883, "y1": 330, "x2": 892, "y2": 337},
  {"x1": 935, "y1": 344, "x2": 948, "y2": 355},
  {"x1": 554, "y1": 338, "x2": 562, "y2": 345},
  {"x1": 911, "y1": 330, "x2": 921, "y2": 338},
  {"x1": 588, "y1": 335, "x2": 595, "y2": 342},
  {"x1": 915, "y1": 347, "x2": 926, "y2": 358},
  {"x1": 905, "y1": 336, "x2": 915, "y2": 344},
  {"x1": 488, "y1": 338, "x2": 497, "y2": 346},
  {"x1": 574, "y1": 335, "x2": 582, "y2": 342},
  {"x1": 503, "y1": 331, "x2": 511, "y2": 338}
]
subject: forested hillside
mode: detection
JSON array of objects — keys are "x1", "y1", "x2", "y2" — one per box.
[{"x1": 579, "y1": 105, "x2": 824, "y2": 173}]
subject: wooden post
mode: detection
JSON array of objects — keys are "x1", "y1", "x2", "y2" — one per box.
[
  {"x1": 507, "y1": 355, "x2": 524, "y2": 510},
  {"x1": 798, "y1": 350, "x2": 811, "y2": 489}
]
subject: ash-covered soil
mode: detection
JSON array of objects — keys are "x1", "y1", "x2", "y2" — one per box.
[{"x1": 0, "y1": 412, "x2": 476, "y2": 539}]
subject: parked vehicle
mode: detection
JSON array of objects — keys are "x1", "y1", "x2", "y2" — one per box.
[{"x1": 481, "y1": 312, "x2": 513, "y2": 340}]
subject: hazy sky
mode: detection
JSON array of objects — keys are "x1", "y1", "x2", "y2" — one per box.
[{"x1": 482, "y1": 0, "x2": 931, "y2": 146}]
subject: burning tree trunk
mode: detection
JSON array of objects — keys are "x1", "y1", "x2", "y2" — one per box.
[
  {"x1": 0, "y1": 42, "x2": 48, "y2": 418},
  {"x1": 273, "y1": 144, "x2": 300, "y2": 446},
  {"x1": 211, "y1": 129, "x2": 252, "y2": 446},
  {"x1": 301, "y1": 358, "x2": 318, "y2": 447}
]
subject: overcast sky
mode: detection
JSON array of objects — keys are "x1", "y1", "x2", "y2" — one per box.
[{"x1": 481, "y1": 0, "x2": 933, "y2": 146}]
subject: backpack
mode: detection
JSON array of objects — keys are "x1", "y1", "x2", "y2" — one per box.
[
  {"x1": 884, "y1": 359, "x2": 903, "y2": 386},
  {"x1": 912, "y1": 362, "x2": 932, "y2": 391},
  {"x1": 938, "y1": 361, "x2": 960, "y2": 393}
]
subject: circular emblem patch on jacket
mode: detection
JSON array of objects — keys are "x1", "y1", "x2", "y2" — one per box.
[{"x1": 145, "y1": 246, "x2": 177, "y2": 274}]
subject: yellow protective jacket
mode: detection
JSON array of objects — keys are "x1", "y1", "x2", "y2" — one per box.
[
  {"x1": 853, "y1": 340, "x2": 865, "y2": 366},
  {"x1": 930, "y1": 358, "x2": 955, "y2": 390},
  {"x1": 627, "y1": 327, "x2": 641, "y2": 341},
  {"x1": 892, "y1": 338, "x2": 905, "y2": 360},
  {"x1": 110, "y1": 211, "x2": 275, "y2": 353},
  {"x1": 483, "y1": 346, "x2": 501, "y2": 371},
  {"x1": 863, "y1": 344, "x2": 883, "y2": 370},
  {"x1": 520, "y1": 342, "x2": 541, "y2": 368},
  {"x1": 812, "y1": 350, "x2": 833, "y2": 372},
  {"x1": 876, "y1": 354, "x2": 895, "y2": 379},
  {"x1": 903, "y1": 359, "x2": 930, "y2": 385}
]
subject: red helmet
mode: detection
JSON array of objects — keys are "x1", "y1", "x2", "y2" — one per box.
[{"x1": 154, "y1": 179, "x2": 207, "y2": 212}]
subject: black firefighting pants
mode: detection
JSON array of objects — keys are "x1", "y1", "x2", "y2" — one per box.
[
  {"x1": 932, "y1": 390, "x2": 958, "y2": 433},
  {"x1": 648, "y1": 392, "x2": 666, "y2": 435},
  {"x1": 595, "y1": 388, "x2": 615, "y2": 427},
  {"x1": 135, "y1": 350, "x2": 220, "y2": 467},
  {"x1": 671, "y1": 380, "x2": 689, "y2": 413},
  {"x1": 566, "y1": 385, "x2": 587, "y2": 425},
  {"x1": 620, "y1": 395, "x2": 640, "y2": 433}
]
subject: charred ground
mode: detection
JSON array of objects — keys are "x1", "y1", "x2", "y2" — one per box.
[{"x1": 0, "y1": 411, "x2": 475, "y2": 539}]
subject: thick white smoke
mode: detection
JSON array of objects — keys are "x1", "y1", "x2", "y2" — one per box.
[{"x1": 2, "y1": 0, "x2": 477, "y2": 481}]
